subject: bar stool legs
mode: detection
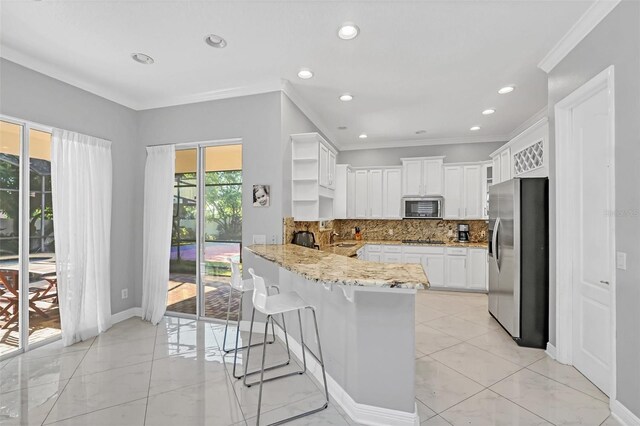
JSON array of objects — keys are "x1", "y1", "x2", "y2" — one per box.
[
  {"x1": 223, "y1": 285, "x2": 293, "y2": 380},
  {"x1": 249, "y1": 307, "x2": 329, "y2": 426}
]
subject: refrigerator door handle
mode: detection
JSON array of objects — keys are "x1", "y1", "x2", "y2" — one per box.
[{"x1": 493, "y1": 217, "x2": 501, "y2": 272}]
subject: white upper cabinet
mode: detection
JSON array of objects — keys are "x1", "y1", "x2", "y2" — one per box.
[
  {"x1": 423, "y1": 159, "x2": 444, "y2": 195},
  {"x1": 368, "y1": 169, "x2": 384, "y2": 218},
  {"x1": 328, "y1": 151, "x2": 337, "y2": 189},
  {"x1": 500, "y1": 149, "x2": 511, "y2": 182},
  {"x1": 319, "y1": 143, "x2": 329, "y2": 188},
  {"x1": 443, "y1": 166, "x2": 463, "y2": 219},
  {"x1": 383, "y1": 168, "x2": 402, "y2": 219},
  {"x1": 333, "y1": 164, "x2": 349, "y2": 219},
  {"x1": 490, "y1": 117, "x2": 549, "y2": 185},
  {"x1": 402, "y1": 159, "x2": 422, "y2": 196},
  {"x1": 347, "y1": 170, "x2": 356, "y2": 218},
  {"x1": 443, "y1": 164, "x2": 483, "y2": 219},
  {"x1": 492, "y1": 155, "x2": 501, "y2": 184},
  {"x1": 354, "y1": 170, "x2": 369, "y2": 218},
  {"x1": 401, "y1": 157, "x2": 444, "y2": 196},
  {"x1": 463, "y1": 165, "x2": 482, "y2": 219}
]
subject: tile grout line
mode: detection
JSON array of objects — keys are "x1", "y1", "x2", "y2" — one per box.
[
  {"x1": 142, "y1": 322, "x2": 159, "y2": 426},
  {"x1": 421, "y1": 356, "x2": 557, "y2": 426},
  {"x1": 40, "y1": 337, "x2": 97, "y2": 425},
  {"x1": 523, "y1": 365, "x2": 610, "y2": 404}
]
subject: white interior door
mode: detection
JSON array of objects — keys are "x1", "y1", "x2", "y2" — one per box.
[{"x1": 571, "y1": 86, "x2": 613, "y2": 395}]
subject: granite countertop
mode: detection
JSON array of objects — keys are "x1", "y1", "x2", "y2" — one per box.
[
  {"x1": 246, "y1": 244, "x2": 428, "y2": 289},
  {"x1": 322, "y1": 240, "x2": 488, "y2": 257}
]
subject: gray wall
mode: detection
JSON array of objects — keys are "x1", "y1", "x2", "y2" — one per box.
[
  {"x1": 547, "y1": 1, "x2": 640, "y2": 415},
  {"x1": 137, "y1": 92, "x2": 284, "y2": 297},
  {"x1": 338, "y1": 141, "x2": 506, "y2": 167},
  {"x1": 0, "y1": 58, "x2": 143, "y2": 315}
]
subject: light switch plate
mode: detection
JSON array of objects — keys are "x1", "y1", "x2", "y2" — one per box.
[
  {"x1": 253, "y1": 234, "x2": 266, "y2": 244},
  {"x1": 616, "y1": 252, "x2": 627, "y2": 270}
]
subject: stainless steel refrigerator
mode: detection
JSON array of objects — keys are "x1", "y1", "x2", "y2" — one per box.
[{"x1": 488, "y1": 178, "x2": 549, "y2": 348}]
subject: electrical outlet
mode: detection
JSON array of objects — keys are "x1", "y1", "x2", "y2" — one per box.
[
  {"x1": 121, "y1": 289, "x2": 128, "y2": 299},
  {"x1": 253, "y1": 234, "x2": 266, "y2": 244},
  {"x1": 388, "y1": 229, "x2": 394, "y2": 236},
  {"x1": 447, "y1": 229, "x2": 454, "y2": 237},
  {"x1": 271, "y1": 235, "x2": 276, "y2": 244},
  {"x1": 616, "y1": 252, "x2": 627, "y2": 270}
]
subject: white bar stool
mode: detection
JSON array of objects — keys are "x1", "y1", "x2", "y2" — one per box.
[
  {"x1": 244, "y1": 268, "x2": 329, "y2": 426},
  {"x1": 222, "y1": 258, "x2": 291, "y2": 379}
]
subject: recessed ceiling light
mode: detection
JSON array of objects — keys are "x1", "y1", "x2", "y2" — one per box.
[
  {"x1": 359, "y1": 133, "x2": 368, "y2": 139},
  {"x1": 482, "y1": 109, "x2": 496, "y2": 115},
  {"x1": 498, "y1": 85, "x2": 515, "y2": 94},
  {"x1": 470, "y1": 126, "x2": 481, "y2": 131},
  {"x1": 339, "y1": 93, "x2": 353, "y2": 102},
  {"x1": 205, "y1": 34, "x2": 227, "y2": 48},
  {"x1": 338, "y1": 126, "x2": 348, "y2": 130},
  {"x1": 338, "y1": 22, "x2": 360, "y2": 40},
  {"x1": 415, "y1": 130, "x2": 427, "y2": 135},
  {"x1": 297, "y1": 68, "x2": 314, "y2": 79},
  {"x1": 131, "y1": 53, "x2": 154, "y2": 64}
]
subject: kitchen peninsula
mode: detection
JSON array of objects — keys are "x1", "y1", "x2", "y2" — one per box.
[{"x1": 244, "y1": 243, "x2": 426, "y2": 424}]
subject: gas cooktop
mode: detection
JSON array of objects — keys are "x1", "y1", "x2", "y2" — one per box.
[{"x1": 401, "y1": 239, "x2": 446, "y2": 245}]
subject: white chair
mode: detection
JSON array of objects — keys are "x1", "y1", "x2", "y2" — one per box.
[
  {"x1": 244, "y1": 268, "x2": 329, "y2": 425},
  {"x1": 222, "y1": 258, "x2": 291, "y2": 379}
]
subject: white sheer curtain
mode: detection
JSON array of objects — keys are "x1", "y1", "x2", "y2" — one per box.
[
  {"x1": 51, "y1": 129, "x2": 113, "y2": 346},
  {"x1": 141, "y1": 145, "x2": 175, "y2": 324}
]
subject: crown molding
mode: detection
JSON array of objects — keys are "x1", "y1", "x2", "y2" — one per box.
[
  {"x1": 538, "y1": 0, "x2": 621, "y2": 73},
  {"x1": 507, "y1": 106, "x2": 548, "y2": 140},
  {"x1": 136, "y1": 81, "x2": 283, "y2": 111},
  {"x1": 280, "y1": 80, "x2": 340, "y2": 150},
  {"x1": 339, "y1": 134, "x2": 508, "y2": 152},
  {"x1": 1, "y1": 46, "x2": 142, "y2": 110},
  {"x1": 2, "y1": 47, "x2": 284, "y2": 111}
]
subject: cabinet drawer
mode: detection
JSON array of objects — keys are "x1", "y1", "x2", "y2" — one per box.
[
  {"x1": 446, "y1": 247, "x2": 467, "y2": 256},
  {"x1": 403, "y1": 246, "x2": 445, "y2": 255},
  {"x1": 366, "y1": 245, "x2": 382, "y2": 252},
  {"x1": 382, "y1": 245, "x2": 402, "y2": 253},
  {"x1": 383, "y1": 253, "x2": 403, "y2": 263}
]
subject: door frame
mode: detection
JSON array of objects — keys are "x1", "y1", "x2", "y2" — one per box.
[
  {"x1": 170, "y1": 138, "x2": 243, "y2": 322},
  {"x1": 554, "y1": 65, "x2": 616, "y2": 400}
]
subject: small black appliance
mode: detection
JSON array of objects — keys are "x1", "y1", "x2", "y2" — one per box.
[{"x1": 457, "y1": 224, "x2": 470, "y2": 242}]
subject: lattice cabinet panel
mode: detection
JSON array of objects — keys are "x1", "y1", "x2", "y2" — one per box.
[{"x1": 513, "y1": 140, "x2": 543, "y2": 175}]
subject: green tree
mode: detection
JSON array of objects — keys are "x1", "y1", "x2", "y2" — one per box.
[{"x1": 204, "y1": 170, "x2": 242, "y2": 241}]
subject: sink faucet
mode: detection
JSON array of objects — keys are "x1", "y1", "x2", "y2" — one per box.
[{"x1": 330, "y1": 232, "x2": 339, "y2": 244}]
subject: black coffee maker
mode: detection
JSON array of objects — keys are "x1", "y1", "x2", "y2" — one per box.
[{"x1": 457, "y1": 224, "x2": 470, "y2": 242}]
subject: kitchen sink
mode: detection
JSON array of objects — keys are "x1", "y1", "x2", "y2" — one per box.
[{"x1": 336, "y1": 243, "x2": 357, "y2": 247}]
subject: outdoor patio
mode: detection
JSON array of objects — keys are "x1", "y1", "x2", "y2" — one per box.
[{"x1": 0, "y1": 295, "x2": 60, "y2": 357}]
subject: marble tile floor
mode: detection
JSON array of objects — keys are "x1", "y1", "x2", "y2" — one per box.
[{"x1": 0, "y1": 290, "x2": 620, "y2": 425}]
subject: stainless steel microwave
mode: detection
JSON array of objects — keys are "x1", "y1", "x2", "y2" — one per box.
[{"x1": 402, "y1": 197, "x2": 444, "y2": 219}]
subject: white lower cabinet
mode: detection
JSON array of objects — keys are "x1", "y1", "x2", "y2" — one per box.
[
  {"x1": 422, "y1": 254, "x2": 445, "y2": 287},
  {"x1": 445, "y1": 249, "x2": 467, "y2": 288},
  {"x1": 363, "y1": 244, "x2": 487, "y2": 291},
  {"x1": 467, "y1": 248, "x2": 488, "y2": 290}
]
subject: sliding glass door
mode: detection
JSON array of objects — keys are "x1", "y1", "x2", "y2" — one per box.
[
  {"x1": 0, "y1": 118, "x2": 59, "y2": 359},
  {"x1": 167, "y1": 142, "x2": 242, "y2": 321}
]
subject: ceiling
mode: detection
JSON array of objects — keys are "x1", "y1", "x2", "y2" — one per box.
[{"x1": 0, "y1": 1, "x2": 593, "y2": 150}]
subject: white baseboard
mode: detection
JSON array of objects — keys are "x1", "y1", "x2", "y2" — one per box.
[
  {"x1": 271, "y1": 326, "x2": 419, "y2": 425},
  {"x1": 611, "y1": 400, "x2": 640, "y2": 426},
  {"x1": 545, "y1": 342, "x2": 557, "y2": 359},
  {"x1": 111, "y1": 307, "x2": 142, "y2": 324}
]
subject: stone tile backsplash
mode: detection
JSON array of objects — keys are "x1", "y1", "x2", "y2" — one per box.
[{"x1": 284, "y1": 217, "x2": 488, "y2": 246}]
